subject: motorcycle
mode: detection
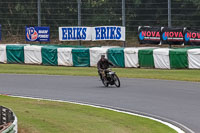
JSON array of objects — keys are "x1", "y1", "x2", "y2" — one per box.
[{"x1": 100, "y1": 68, "x2": 120, "y2": 87}]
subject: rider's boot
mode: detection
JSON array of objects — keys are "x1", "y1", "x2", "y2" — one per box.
[
  {"x1": 99, "y1": 74, "x2": 102, "y2": 80},
  {"x1": 103, "y1": 76, "x2": 108, "y2": 84}
]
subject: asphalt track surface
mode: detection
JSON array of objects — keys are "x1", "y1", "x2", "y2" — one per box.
[{"x1": 0, "y1": 74, "x2": 200, "y2": 133}]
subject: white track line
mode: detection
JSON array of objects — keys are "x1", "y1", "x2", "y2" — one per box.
[{"x1": 2, "y1": 95, "x2": 193, "y2": 133}]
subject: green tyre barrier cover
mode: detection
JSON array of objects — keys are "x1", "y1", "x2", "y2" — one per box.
[
  {"x1": 6, "y1": 45, "x2": 24, "y2": 64},
  {"x1": 42, "y1": 46, "x2": 58, "y2": 66},
  {"x1": 169, "y1": 48, "x2": 188, "y2": 69},
  {"x1": 72, "y1": 48, "x2": 90, "y2": 67},
  {"x1": 138, "y1": 48, "x2": 155, "y2": 68},
  {"x1": 108, "y1": 48, "x2": 125, "y2": 67}
]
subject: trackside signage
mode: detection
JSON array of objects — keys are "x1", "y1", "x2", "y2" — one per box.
[
  {"x1": 184, "y1": 28, "x2": 200, "y2": 45},
  {"x1": 26, "y1": 26, "x2": 50, "y2": 42},
  {"x1": 92, "y1": 26, "x2": 125, "y2": 41},
  {"x1": 161, "y1": 27, "x2": 184, "y2": 45},
  {"x1": 59, "y1": 27, "x2": 92, "y2": 41},
  {"x1": 59, "y1": 26, "x2": 125, "y2": 41},
  {"x1": 138, "y1": 26, "x2": 160, "y2": 44}
]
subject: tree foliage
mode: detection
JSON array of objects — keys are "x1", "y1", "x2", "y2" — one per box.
[{"x1": 0, "y1": 0, "x2": 199, "y2": 39}]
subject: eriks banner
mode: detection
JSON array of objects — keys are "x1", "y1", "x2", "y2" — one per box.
[
  {"x1": 59, "y1": 26, "x2": 125, "y2": 41},
  {"x1": 92, "y1": 26, "x2": 125, "y2": 41},
  {"x1": 59, "y1": 27, "x2": 92, "y2": 41}
]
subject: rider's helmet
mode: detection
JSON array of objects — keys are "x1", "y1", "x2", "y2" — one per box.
[
  {"x1": 101, "y1": 55, "x2": 105, "y2": 61},
  {"x1": 101, "y1": 55, "x2": 105, "y2": 58}
]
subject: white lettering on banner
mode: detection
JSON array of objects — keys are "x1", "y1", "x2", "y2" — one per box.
[
  {"x1": 38, "y1": 35, "x2": 49, "y2": 38},
  {"x1": 38, "y1": 30, "x2": 48, "y2": 34}
]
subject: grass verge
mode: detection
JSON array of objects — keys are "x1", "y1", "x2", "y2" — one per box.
[
  {"x1": 0, "y1": 64, "x2": 199, "y2": 82},
  {"x1": 0, "y1": 95, "x2": 177, "y2": 133}
]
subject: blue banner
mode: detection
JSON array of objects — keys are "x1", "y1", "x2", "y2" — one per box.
[{"x1": 26, "y1": 26, "x2": 50, "y2": 42}]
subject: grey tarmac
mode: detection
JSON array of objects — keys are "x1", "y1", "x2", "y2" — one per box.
[{"x1": 0, "y1": 74, "x2": 199, "y2": 133}]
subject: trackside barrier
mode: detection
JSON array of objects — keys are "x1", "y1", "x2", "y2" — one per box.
[
  {"x1": 0, "y1": 106, "x2": 17, "y2": 133},
  {"x1": 41, "y1": 46, "x2": 58, "y2": 66},
  {"x1": 1, "y1": 44, "x2": 200, "y2": 69},
  {"x1": 138, "y1": 48, "x2": 156, "y2": 68},
  {"x1": 188, "y1": 48, "x2": 200, "y2": 68},
  {"x1": 24, "y1": 45, "x2": 42, "y2": 64},
  {"x1": 153, "y1": 48, "x2": 170, "y2": 69},
  {"x1": 72, "y1": 48, "x2": 90, "y2": 67},
  {"x1": 90, "y1": 47, "x2": 110, "y2": 67},
  {"x1": 169, "y1": 48, "x2": 189, "y2": 69},
  {"x1": 57, "y1": 48, "x2": 73, "y2": 66},
  {"x1": 108, "y1": 47, "x2": 125, "y2": 67},
  {"x1": 0, "y1": 45, "x2": 6, "y2": 63},
  {"x1": 6, "y1": 45, "x2": 24, "y2": 64}
]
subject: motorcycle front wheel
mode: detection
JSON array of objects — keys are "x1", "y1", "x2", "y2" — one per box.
[{"x1": 113, "y1": 74, "x2": 120, "y2": 87}]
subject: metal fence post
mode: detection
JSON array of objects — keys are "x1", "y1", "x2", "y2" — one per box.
[
  {"x1": 168, "y1": 0, "x2": 171, "y2": 28},
  {"x1": 38, "y1": 0, "x2": 41, "y2": 27},
  {"x1": 78, "y1": 0, "x2": 82, "y2": 45},
  {"x1": 168, "y1": 0, "x2": 172, "y2": 48},
  {"x1": 122, "y1": 0, "x2": 126, "y2": 47}
]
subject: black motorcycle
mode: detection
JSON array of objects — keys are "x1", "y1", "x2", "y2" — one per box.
[{"x1": 100, "y1": 68, "x2": 120, "y2": 87}]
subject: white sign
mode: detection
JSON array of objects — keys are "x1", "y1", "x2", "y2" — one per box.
[
  {"x1": 92, "y1": 26, "x2": 125, "y2": 41},
  {"x1": 59, "y1": 26, "x2": 125, "y2": 41},
  {"x1": 59, "y1": 27, "x2": 92, "y2": 41}
]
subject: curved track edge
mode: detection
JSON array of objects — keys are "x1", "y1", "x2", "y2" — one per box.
[{"x1": 5, "y1": 95, "x2": 195, "y2": 133}]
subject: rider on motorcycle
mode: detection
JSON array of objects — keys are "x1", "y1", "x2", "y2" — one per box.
[{"x1": 97, "y1": 55, "x2": 114, "y2": 81}]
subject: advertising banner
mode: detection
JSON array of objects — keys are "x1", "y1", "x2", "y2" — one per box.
[
  {"x1": 138, "y1": 26, "x2": 160, "y2": 44},
  {"x1": 184, "y1": 28, "x2": 200, "y2": 45},
  {"x1": 26, "y1": 26, "x2": 50, "y2": 42},
  {"x1": 92, "y1": 26, "x2": 125, "y2": 41},
  {"x1": 59, "y1": 27, "x2": 92, "y2": 41},
  {"x1": 161, "y1": 27, "x2": 184, "y2": 45}
]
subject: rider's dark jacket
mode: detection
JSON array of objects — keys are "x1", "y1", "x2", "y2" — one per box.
[{"x1": 97, "y1": 58, "x2": 113, "y2": 70}]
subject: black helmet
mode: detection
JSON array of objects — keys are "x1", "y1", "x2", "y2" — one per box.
[{"x1": 101, "y1": 55, "x2": 105, "y2": 59}]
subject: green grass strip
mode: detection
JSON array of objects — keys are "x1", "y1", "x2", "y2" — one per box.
[
  {"x1": 0, "y1": 95, "x2": 177, "y2": 133},
  {"x1": 0, "y1": 64, "x2": 199, "y2": 82}
]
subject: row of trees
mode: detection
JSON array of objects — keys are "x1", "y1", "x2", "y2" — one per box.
[{"x1": 0, "y1": 0, "x2": 199, "y2": 42}]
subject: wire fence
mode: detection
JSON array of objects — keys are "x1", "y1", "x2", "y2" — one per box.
[{"x1": 0, "y1": 0, "x2": 200, "y2": 46}]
